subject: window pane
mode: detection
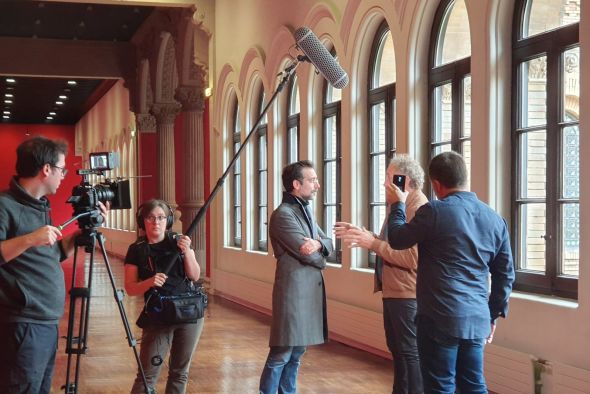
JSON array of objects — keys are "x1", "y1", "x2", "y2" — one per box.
[
  {"x1": 326, "y1": 84, "x2": 342, "y2": 103},
  {"x1": 371, "y1": 154, "x2": 386, "y2": 203},
  {"x1": 371, "y1": 205, "x2": 386, "y2": 235},
  {"x1": 561, "y1": 203, "x2": 579, "y2": 276},
  {"x1": 325, "y1": 206, "x2": 336, "y2": 246},
  {"x1": 287, "y1": 126, "x2": 298, "y2": 163},
  {"x1": 433, "y1": 83, "x2": 452, "y2": 143},
  {"x1": 561, "y1": 126, "x2": 579, "y2": 199},
  {"x1": 325, "y1": 118, "x2": 337, "y2": 159},
  {"x1": 325, "y1": 161, "x2": 336, "y2": 204},
  {"x1": 260, "y1": 169, "x2": 267, "y2": 205},
  {"x1": 461, "y1": 140, "x2": 471, "y2": 189},
  {"x1": 562, "y1": 47, "x2": 579, "y2": 122},
  {"x1": 524, "y1": 0, "x2": 580, "y2": 38},
  {"x1": 371, "y1": 103, "x2": 386, "y2": 151},
  {"x1": 463, "y1": 76, "x2": 471, "y2": 137},
  {"x1": 434, "y1": 144, "x2": 452, "y2": 156},
  {"x1": 260, "y1": 206, "x2": 267, "y2": 246},
  {"x1": 259, "y1": 134, "x2": 267, "y2": 169},
  {"x1": 519, "y1": 131, "x2": 547, "y2": 199},
  {"x1": 289, "y1": 77, "x2": 300, "y2": 115},
  {"x1": 436, "y1": 0, "x2": 471, "y2": 66},
  {"x1": 520, "y1": 57, "x2": 547, "y2": 128},
  {"x1": 518, "y1": 203, "x2": 546, "y2": 272},
  {"x1": 235, "y1": 206, "x2": 241, "y2": 238},
  {"x1": 374, "y1": 30, "x2": 396, "y2": 87},
  {"x1": 259, "y1": 93, "x2": 267, "y2": 125}
]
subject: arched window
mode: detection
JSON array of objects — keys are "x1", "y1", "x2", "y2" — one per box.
[
  {"x1": 429, "y1": 0, "x2": 471, "y2": 191},
  {"x1": 322, "y1": 50, "x2": 342, "y2": 264},
  {"x1": 231, "y1": 98, "x2": 242, "y2": 247},
  {"x1": 286, "y1": 75, "x2": 300, "y2": 164},
  {"x1": 254, "y1": 88, "x2": 268, "y2": 251},
  {"x1": 512, "y1": 0, "x2": 579, "y2": 298},
  {"x1": 367, "y1": 21, "x2": 396, "y2": 268}
]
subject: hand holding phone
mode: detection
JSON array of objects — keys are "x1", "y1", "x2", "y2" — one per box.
[{"x1": 392, "y1": 174, "x2": 406, "y2": 192}]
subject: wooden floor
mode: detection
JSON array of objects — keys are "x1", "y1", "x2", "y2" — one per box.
[{"x1": 51, "y1": 252, "x2": 393, "y2": 393}]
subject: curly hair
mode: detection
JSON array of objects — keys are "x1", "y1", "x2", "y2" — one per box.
[{"x1": 388, "y1": 154, "x2": 425, "y2": 190}]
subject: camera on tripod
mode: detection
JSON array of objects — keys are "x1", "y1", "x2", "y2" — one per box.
[{"x1": 66, "y1": 152, "x2": 132, "y2": 230}]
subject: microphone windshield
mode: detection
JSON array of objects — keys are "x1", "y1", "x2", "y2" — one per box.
[{"x1": 294, "y1": 27, "x2": 349, "y2": 89}]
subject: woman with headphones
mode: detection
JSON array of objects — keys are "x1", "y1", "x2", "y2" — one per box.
[{"x1": 124, "y1": 199, "x2": 204, "y2": 394}]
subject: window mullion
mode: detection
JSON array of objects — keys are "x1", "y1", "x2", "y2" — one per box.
[{"x1": 545, "y1": 47, "x2": 560, "y2": 283}]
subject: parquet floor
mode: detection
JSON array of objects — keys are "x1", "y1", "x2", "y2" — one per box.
[{"x1": 50, "y1": 252, "x2": 393, "y2": 393}]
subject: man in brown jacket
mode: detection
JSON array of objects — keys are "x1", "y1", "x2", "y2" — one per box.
[{"x1": 334, "y1": 155, "x2": 427, "y2": 394}]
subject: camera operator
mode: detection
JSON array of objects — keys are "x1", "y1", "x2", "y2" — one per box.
[
  {"x1": 0, "y1": 136, "x2": 108, "y2": 393},
  {"x1": 124, "y1": 199, "x2": 203, "y2": 394}
]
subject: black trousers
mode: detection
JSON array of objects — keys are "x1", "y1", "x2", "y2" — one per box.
[
  {"x1": 383, "y1": 298, "x2": 423, "y2": 394},
  {"x1": 0, "y1": 322, "x2": 58, "y2": 394}
]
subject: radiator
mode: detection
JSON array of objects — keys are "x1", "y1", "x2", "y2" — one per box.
[
  {"x1": 485, "y1": 344, "x2": 535, "y2": 394},
  {"x1": 551, "y1": 361, "x2": 590, "y2": 394}
]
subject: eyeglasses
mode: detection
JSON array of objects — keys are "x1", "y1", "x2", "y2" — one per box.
[
  {"x1": 51, "y1": 165, "x2": 68, "y2": 176},
  {"x1": 145, "y1": 215, "x2": 167, "y2": 224}
]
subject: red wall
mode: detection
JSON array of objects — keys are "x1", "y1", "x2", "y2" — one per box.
[{"x1": 0, "y1": 124, "x2": 82, "y2": 237}]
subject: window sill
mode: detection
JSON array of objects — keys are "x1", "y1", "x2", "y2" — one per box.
[{"x1": 511, "y1": 291, "x2": 578, "y2": 309}]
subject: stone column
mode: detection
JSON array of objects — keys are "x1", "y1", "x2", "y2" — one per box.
[
  {"x1": 151, "y1": 102, "x2": 182, "y2": 231},
  {"x1": 175, "y1": 78, "x2": 206, "y2": 275}
]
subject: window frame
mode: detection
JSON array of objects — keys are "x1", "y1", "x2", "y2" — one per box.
[
  {"x1": 428, "y1": 0, "x2": 472, "y2": 197},
  {"x1": 254, "y1": 89, "x2": 268, "y2": 252},
  {"x1": 286, "y1": 74, "x2": 300, "y2": 165},
  {"x1": 231, "y1": 100, "x2": 242, "y2": 247},
  {"x1": 322, "y1": 80, "x2": 342, "y2": 264},
  {"x1": 367, "y1": 21, "x2": 396, "y2": 268},
  {"x1": 511, "y1": 1, "x2": 579, "y2": 299}
]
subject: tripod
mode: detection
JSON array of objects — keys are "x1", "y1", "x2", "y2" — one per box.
[{"x1": 62, "y1": 223, "x2": 151, "y2": 393}]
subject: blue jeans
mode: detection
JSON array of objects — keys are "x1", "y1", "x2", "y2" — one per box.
[
  {"x1": 0, "y1": 322, "x2": 58, "y2": 394},
  {"x1": 416, "y1": 316, "x2": 487, "y2": 394},
  {"x1": 259, "y1": 346, "x2": 306, "y2": 394},
  {"x1": 383, "y1": 298, "x2": 423, "y2": 394}
]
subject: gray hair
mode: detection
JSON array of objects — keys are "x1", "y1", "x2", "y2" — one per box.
[{"x1": 388, "y1": 154, "x2": 425, "y2": 190}]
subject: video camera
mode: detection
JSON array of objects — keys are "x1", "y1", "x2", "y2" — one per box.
[{"x1": 67, "y1": 152, "x2": 131, "y2": 230}]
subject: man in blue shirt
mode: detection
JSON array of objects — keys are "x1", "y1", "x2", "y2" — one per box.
[{"x1": 386, "y1": 151, "x2": 515, "y2": 393}]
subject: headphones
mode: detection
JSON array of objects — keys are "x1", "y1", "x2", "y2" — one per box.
[{"x1": 136, "y1": 199, "x2": 174, "y2": 230}]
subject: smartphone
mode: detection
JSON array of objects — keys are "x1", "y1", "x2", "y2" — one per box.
[{"x1": 392, "y1": 174, "x2": 406, "y2": 192}]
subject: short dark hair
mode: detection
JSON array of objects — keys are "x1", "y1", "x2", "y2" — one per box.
[
  {"x1": 282, "y1": 160, "x2": 314, "y2": 192},
  {"x1": 428, "y1": 151, "x2": 468, "y2": 189},
  {"x1": 139, "y1": 199, "x2": 172, "y2": 218},
  {"x1": 16, "y1": 136, "x2": 68, "y2": 178}
]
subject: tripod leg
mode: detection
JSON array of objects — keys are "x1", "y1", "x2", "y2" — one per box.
[
  {"x1": 63, "y1": 235, "x2": 95, "y2": 394},
  {"x1": 95, "y1": 232, "x2": 152, "y2": 394}
]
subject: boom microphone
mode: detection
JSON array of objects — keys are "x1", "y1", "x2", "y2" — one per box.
[{"x1": 294, "y1": 27, "x2": 349, "y2": 89}]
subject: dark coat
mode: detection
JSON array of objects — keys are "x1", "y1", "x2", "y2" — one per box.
[{"x1": 268, "y1": 192, "x2": 334, "y2": 346}]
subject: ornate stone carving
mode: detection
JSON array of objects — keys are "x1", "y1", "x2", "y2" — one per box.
[
  {"x1": 136, "y1": 113, "x2": 156, "y2": 133},
  {"x1": 151, "y1": 102, "x2": 181, "y2": 125},
  {"x1": 175, "y1": 85, "x2": 205, "y2": 111},
  {"x1": 529, "y1": 57, "x2": 547, "y2": 80}
]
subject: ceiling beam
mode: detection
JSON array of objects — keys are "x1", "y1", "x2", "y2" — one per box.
[
  {"x1": 0, "y1": 37, "x2": 135, "y2": 79},
  {"x1": 42, "y1": 0, "x2": 194, "y2": 6}
]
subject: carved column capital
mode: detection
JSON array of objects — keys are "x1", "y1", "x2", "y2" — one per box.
[
  {"x1": 151, "y1": 102, "x2": 182, "y2": 125},
  {"x1": 175, "y1": 85, "x2": 205, "y2": 112},
  {"x1": 136, "y1": 113, "x2": 157, "y2": 133}
]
